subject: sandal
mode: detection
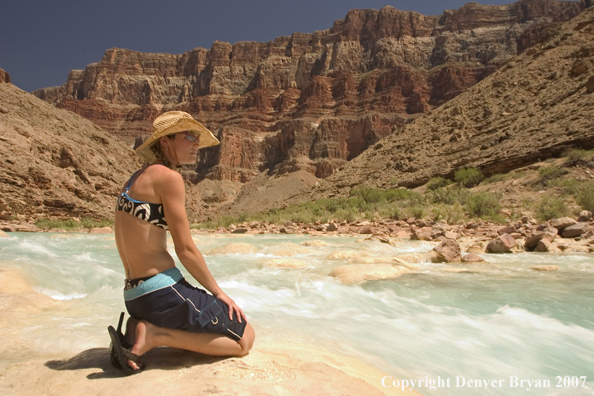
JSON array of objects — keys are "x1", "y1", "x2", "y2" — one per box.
[{"x1": 108, "y1": 312, "x2": 144, "y2": 374}]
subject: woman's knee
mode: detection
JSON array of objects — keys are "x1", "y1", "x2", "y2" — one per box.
[{"x1": 239, "y1": 323, "x2": 255, "y2": 355}]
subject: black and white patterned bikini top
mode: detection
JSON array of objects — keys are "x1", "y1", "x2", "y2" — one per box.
[{"x1": 115, "y1": 171, "x2": 169, "y2": 231}]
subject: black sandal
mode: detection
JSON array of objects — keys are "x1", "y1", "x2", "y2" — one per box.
[{"x1": 108, "y1": 312, "x2": 144, "y2": 374}]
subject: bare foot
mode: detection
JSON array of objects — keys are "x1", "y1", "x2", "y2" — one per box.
[{"x1": 127, "y1": 320, "x2": 154, "y2": 370}]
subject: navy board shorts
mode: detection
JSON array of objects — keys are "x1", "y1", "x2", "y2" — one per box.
[{"x1": 123, "y1": 267, "x2": 246, "y2": 341}]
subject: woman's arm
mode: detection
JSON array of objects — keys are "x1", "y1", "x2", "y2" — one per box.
[{"x1": 158, "y1": 168, "x2": 246, "y2": 322}]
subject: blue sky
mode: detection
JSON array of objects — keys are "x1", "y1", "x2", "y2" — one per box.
[{"x1": 0, "y1": 0, "x2": 566, "y2": 92}]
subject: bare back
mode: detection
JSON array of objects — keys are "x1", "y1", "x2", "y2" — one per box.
[{"x1": 114, "y1": 165, "x2": 175, "y2": 280}]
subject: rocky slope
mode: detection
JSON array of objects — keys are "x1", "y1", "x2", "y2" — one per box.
[
  {"x1": 0, "y1": 69, "x2": 10, "y2": 84},
  {"x1": 306, "y1": 4, "x2": 594, "y2": 200},
  {"x1": 34, "y1": 0, "x2": 584, "y2": 191},
  {"x1": 0, "y1": 83, "x2": 140, "y2": 224}
]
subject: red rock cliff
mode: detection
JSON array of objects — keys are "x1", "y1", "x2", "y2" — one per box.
[{"x1": 34, "y1": 0, "x2": 584, "y2": 187}]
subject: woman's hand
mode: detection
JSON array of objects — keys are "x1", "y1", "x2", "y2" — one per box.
[{"x1": 216, "y1": 291, "x2": 247, "y2": 323}]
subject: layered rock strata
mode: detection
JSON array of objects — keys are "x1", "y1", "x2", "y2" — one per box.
[
  {"x1": 35, "y1": 0, "x2": 584, "y2": 188},
  {"x1": 0, "y1": 83, "x2": 140, "y2": 222},
  {"x1": 308, "y1": 4, "x2": 594, "y2": 198},
  {"x1": 0, "y1": 68, "x2": 10, "y2": 84}
]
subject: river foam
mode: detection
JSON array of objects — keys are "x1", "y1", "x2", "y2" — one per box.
[{"x1": 1, "y1": 233, "x2": 593, "y2": 395}]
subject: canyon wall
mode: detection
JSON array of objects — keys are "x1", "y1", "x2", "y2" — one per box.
[{"x1": 34, "y1": 0, "x2": 584, "y2": 190}]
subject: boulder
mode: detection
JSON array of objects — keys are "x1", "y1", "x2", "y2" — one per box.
[
  {"x1": 535, "y1": 239, "x2": 552, "y2": 252},
  {"x1": 359, "y1": 226, "x2": 373, "y2": 234},
  {"x1": 497, "y1": 225, "x2": 516, "y2": 235},
  {"x1": 209, "y1": 243, "x2": 257, "y2": 255},
  {"x1": 466, "y1": 245, "x2": 484, "y2": 254},
  {"x1": 432, "y1": 239, "x2": 462, "y2": 262},
  {"x1": 232, "y1": 227, "x2": 248, "y2": 234},
  {"x1": 530, "y1": 265, "x2": 560, "y2": 271},
  {"x1": 411, "y1": 227, "x2": 433, "y2": 241},
  {"x1": 561, "y1": 222, "x2": 589, "y2": 238},
  {"x1": 0, "y1": 230, "x2": 9, "y2": 238},
  {"x1": 263, "y1": 259, "x2": 308, "y2": 268},
  {"x1": 329, "y1": 264, "x2": 411, "y2": 284},
  {"x1": 300, "y1": 240, "x2": 328, "y2": 247},
  {"x1": 270, "y1": 247, "x2": 310, "y2": 256},
  {"x1": 486, "y1": 233, "x2": 517, "y2": 253},
  {"x1": 326, "y1": 223, "x2": 339, "y2": 232},
  {"x1": 525, "y1": 228, "x2": 557, "y2": 250},
  {"x1": 444, "y1": 231, "x2": 459, "y2": 240},
  {"x1": 326, "y1": 250, "x2": 368, "y2": 260},
  {"x1": 461, "y1": 253, "x2": 485, "y2": 263},
  {"x1": 578, "y1": 210, "x2": 592, "y2": 222},
  {"x1": 550, "y1": 217, "x2": 577, "y2": 232}
]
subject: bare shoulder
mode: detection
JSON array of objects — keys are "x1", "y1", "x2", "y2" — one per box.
[
  {"x1": 145, "y1": 165, "x2": 184, "y2": 195},
  {"x1": 144, "y1": 164, "x2": 182, "y2": 183}
]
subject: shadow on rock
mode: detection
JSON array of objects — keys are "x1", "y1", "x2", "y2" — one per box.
[{"x1": 45, "y1": 347, "x2": 226, "y2": 379}]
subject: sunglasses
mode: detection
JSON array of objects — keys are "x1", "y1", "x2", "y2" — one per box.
[{"x1": 182, "y1": 131, "x2": 200, "y2": 143}]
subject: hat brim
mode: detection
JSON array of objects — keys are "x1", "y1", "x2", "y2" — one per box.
[{"x1": 135, "y1": 118, "x2": 220, "y2": 162}]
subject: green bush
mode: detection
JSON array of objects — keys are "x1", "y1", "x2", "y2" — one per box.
[
  {"x1": 464, "y1": 192, "x2": 501, "y2": 218},
  {"x1": 577, "y1": 182, "x2": 594, "y2": 212},
  {"x1": 430, "y1": 187, "x2": 462, "y2": 205},
  {"x1": 545, "y1": 178, "x2": 582, "y2": 195},
  {"x1": 536, "y1": 196, "x2": 569, "y2": 221},
  {"x1": 426, "y1": 177, "x2": 452, "y2": 190},
  {"x1": 350, "y1": 185, "x2": 385, "y2": 203},
  {"x1": 538, "y1": 165, "x2": 567, "y2": 185},
  {"x1": 410, "y1": 205, "x2": 426, "y2": 219},
  {"x1": 334, "y1": 208, "x2": 357, "y2": 223},
  {"x1": 566, "y1": 149, "x2": 594, "y2": 167},
  {"x1": 445, "y1": 204, "x2": 466, "y2": 224},
  {"x1": 454, "y1": 167, "x2": 484, "y2": 188},
  {"x1": 384, "y1": 188, "x2": 415, "y2": 201},
  {"x1": 390, "y1": 206, "x2": 404, "y2": 220},
  {"x1": 431, "y1": 207, "x2": 445, "y2": 221},
  {"x1": 482, "y1": 173, "x2": 511, "y2": 184}
]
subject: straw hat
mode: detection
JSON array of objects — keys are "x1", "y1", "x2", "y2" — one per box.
[{"x1": 135, "y1": 111, "x2": 220, "y2": 162}]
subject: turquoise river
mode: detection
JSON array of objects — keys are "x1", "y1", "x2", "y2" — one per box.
[{"x1": 0, "y1": 232, "x2": 593, "y2": 395}]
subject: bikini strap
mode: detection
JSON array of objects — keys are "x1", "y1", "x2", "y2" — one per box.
[{"x1": 123, "y1": 164, "x2": 157, "y2": 192}]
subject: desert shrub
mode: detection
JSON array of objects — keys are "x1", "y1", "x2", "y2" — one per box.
[
  {"x1": 410, "y1": 205, "x2": 426, "y2": 219},
  {"x1": 290, "y1": 210, "x2": 316, "y2": 224},
  {"x1": 390, "y1": 206, "x2": 404, "y2": 220},
  {"x1": 536, "y1": 196, "x2": 569, "y2": 221},
  {"x1": 566, "y1": 149, "x2": 594, "y2": 167},
  {"x1": 334, "y1": 208, "x2": 357, "y2": 223},
  {"x1": 454, "y1": 167, "x2": 484, "y2": 188},
  {"x1": 350, "y1": 185, "x2": 384, "y2": 203},
  {"x1": 546, "y1": 178, "x2": 582, "y2": 195},
  {"x1": 482, "y1": 173, "x2": 511, "y2": 184},
  {"x1": 364, "y1": 211, "x2": 376, "y2": 221},
  {"x1": 445, "y1": 204, "x2": 466, "y2": 224},
  {"x1": 464, "y1": 192, "x2": 501, "y2": 218},
  {"x1": 576, "y1": 182, "x2": 594, "y2": 212},
  {"x1": 407, "y1": 191, "x2": 426, "y2": 206},
  {"x1": 431, "y1": 207, "x2": 445, "y2": 221},
  {"x1": 538, "y1": 165, "x2": 568, "y2": 185},
  {"x1": 430, "y1": 187, "x2": 461, "y2": 205},
  {"x1": 510, "y1": 170, "x2": 529, "y2": 179},
  {"x1": 426, "y1": 177, "x2": 452, "y2": 190},
  {"x1": 384, "y1": 188, "x2": 415, "y2": 201}
]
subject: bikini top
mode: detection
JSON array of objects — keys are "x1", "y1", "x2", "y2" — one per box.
[{"x1": 115, "y1": 171, "x2": 169, "y2": 231}]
